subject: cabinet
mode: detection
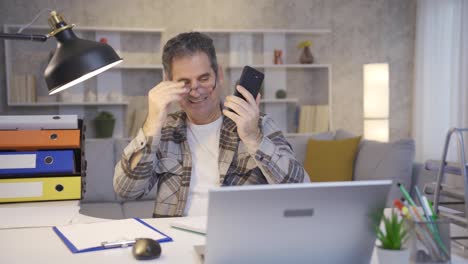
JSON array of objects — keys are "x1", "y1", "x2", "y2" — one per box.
[
  {"x1": 194, "y1": 28, "x2": 332, "y2": 135},
  {"x1": 3, "y1": 24, "x2": 165, "y2": 138}
]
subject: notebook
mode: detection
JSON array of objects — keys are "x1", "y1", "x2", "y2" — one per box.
[{"x1": 170, "y1": 216, "x2": 207, "y2": 234}]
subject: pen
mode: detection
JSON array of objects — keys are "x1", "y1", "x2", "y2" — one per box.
[
  {"x1": 397, "y1": 182, "x2": 416, "y2": 206},
  {"x1": 426, "y1": 199, "x2": 438, "y2": 220},
  {"x1": 414, "y1": 186, "x2": 432, "y2": 221},
  {"x1": 101, "y1": 239, "x2": 136, "y2": 248}
]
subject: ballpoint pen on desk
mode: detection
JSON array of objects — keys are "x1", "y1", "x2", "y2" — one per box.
[{"x1": 101, "y1": 239, "x2": 137, "y2": 248}]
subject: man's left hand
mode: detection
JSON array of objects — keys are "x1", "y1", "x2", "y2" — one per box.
[{"x1": 223, "y1": 85, "x2": 262, "y2": 151}]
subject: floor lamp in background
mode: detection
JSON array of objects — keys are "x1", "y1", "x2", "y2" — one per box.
[{"x1": 363, "y1": 63, "x2": 389, "y2": 142}]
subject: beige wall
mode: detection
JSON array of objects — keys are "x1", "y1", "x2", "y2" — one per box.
[{"x1": 0, "y1": 0, "x2": 416, "y2": 140}]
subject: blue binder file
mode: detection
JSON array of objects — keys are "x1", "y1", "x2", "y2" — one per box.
[{"x1": 0, "y1": 150, "x2": 75, "y2": 176}]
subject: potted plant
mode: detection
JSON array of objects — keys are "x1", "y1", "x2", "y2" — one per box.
[
  {"x1": 374, "y1": 201, "x2": 410, "y2": 264},
  {"x1": 297, "y1": 40, "x2": 314, "y2": 64},
  {"x1": 94, "y1": 111, "x2": 115, "y2": 138}
]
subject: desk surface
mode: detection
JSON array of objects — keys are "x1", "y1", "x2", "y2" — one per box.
[
  {"x1": 0, "y1": 217, "x2": 206, "y2": 264},
  {"x1": 1, "y1": 202, "x2": 468, "y2": 264}
]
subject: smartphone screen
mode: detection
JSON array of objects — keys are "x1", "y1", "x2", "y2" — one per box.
[{"x1": 234, "y1": 66, "x2": 264, "y2": 101}]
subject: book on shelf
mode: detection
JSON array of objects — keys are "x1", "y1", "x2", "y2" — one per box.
[
  {"x1": 298, "y1": 105, "x2": 329, "y2": 133},
  {"x1": 11, "y1": 74, "x2": 36, "y2": 103}
]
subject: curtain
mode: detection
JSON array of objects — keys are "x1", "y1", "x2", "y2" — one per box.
[{"x1": 413, "y1": 0, "x2": 468, "y2": 162}]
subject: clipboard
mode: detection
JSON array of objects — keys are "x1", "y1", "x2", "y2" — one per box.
[{"x1": 53, "y1": 218, "x2": 173, "y2": 253}]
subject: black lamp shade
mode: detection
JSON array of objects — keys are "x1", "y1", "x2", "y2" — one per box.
[{"x1": 45, "y1": 28, "x2": 122, "y2": 95}]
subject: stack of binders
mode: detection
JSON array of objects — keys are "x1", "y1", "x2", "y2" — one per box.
[{"x1": 0, "y1": 115, "x2": 86, "y2": 203}]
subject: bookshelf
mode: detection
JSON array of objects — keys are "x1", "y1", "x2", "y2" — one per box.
[
  {"x1": 4, "y1": 25, "x2": 333, "y2": 137},
  {"x1": 196, "y1": 28, "x2": 333, "y2": 135}
]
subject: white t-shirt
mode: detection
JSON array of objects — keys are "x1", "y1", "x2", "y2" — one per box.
[{"x1": 184, "y1": 116, "x2": 223, "y2": 216}]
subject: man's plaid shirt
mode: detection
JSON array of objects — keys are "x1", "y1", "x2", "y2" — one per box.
[{"x1": 113, "y1": 111, "x2": 307, "y2": 217}]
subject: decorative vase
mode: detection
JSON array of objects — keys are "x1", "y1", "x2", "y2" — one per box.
[
  {"x1": 376, "y1": 247, "x2": 410, "y2": 264},
  {"x1": 299, "y1": 46, "x2": 314, "y2": 64},
  {"x1": 94, "y1": 118, "x2": 115, "y2": 138}
]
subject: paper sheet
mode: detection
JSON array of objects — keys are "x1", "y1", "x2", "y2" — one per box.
[
  {"x1": 55, "y1": 218, "x2": 167, "y2": 251},
  {"x1": 170, "y1": 216, "x2": 207, "y2": 234}
]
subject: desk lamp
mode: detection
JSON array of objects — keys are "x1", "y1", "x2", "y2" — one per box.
[{"x1": 0, "y1": 10, "x2": 123, "y2": 95}]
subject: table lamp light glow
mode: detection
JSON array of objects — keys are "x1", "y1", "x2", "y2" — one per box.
[{"x1": 0, "y1": 10, "x2": 123, "y2": 95}]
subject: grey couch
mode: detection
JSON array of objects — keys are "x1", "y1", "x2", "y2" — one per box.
[{"x1": 80, "y1": 132, "x2": 435, "y2": 220}]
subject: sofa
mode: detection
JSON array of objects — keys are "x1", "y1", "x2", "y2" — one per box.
[{"x1": 79, "y1": 131, "x2": 436, "y2": 220}]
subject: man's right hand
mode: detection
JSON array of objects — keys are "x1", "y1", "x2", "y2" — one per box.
[{"x1": 143, "y1": 81, "x2": 187, "y2": 137}]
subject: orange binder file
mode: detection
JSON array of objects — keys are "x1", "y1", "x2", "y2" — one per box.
[{"x1": 0, "y1": 130, "x2": 80, "y2": 150}]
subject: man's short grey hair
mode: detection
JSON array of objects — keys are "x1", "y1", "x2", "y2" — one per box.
[{"x1": 162, "y1": 32, "x2": 218, "y2": 80}]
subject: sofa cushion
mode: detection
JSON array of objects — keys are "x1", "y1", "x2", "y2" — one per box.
[
  {"x1": 82, "y1": 139, "x2": 118, "y2": 202},
  {"x1": 122, "y1": 200, "x2": 156, "y2": 219},
  {"x1": 286, "y1": 131, "x2": 335, "y2": 165},
  {"x1": 334, "y1": 129, "x2": 357, "y2": 140},
  {"x1": 78, "y1": 202, "x2": 124, "y2": 220},
  {"x1": 304, "y1": 136, "x2": 361, "y2": 182},
  {"x1": 353, "y1": 139, "x2": 415, "y2": 207}
]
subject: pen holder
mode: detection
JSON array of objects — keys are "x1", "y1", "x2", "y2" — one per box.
[{"x1": 407, "y1": 217, "x2": 451, "y2": 264}]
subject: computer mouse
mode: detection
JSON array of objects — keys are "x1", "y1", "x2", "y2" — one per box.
[{"x1": 132, "y1": 238, "x2": 162, "y2": 260}]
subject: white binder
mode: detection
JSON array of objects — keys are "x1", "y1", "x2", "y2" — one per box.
[{"x1": 0, "y1": 115, "x2": 78, "y2": 130}]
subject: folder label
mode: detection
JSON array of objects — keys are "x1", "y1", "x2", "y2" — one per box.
[
  {"x1": 0, "y1": 182, "x2": 42, "y2": 198},
  {"x1": 0, "y1": 154, "x2": 36, "y2": 169}
]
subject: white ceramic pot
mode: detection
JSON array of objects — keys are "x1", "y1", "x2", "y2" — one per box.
[{"x1": 376, "y1": 247, "x2": 410, "y2": 264}]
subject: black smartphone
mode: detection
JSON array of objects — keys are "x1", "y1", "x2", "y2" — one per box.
[{"x1": 234, "y1": 66, "x2": 264, "y2": 101}]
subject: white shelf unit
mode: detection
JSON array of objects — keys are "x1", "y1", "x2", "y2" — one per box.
[
  {"x1": 194, "y1": 29, "x2": 332, "y2": 34},
  {"x1": 198, "y1": 29, "x2": 332, "y2": 134},
  {"x1": 3, "y1": 24, "x2": 165, "y2": 138},
  {"x1": 8, "y1": 102, "x2": 129, "y2": 107},
  {"x1": 260, "y1": 98, "x2": 299, "y2": 104},
  {"x1": 227, "y1": 64, "x2": 331, "y2": 69}
]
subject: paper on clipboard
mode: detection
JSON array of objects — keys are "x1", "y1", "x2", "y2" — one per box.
[{"x1": 53, "y1": 218, "x2": 172, "y2": 253}]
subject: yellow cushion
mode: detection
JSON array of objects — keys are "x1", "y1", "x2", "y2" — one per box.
[{"x1": 304, "y1": 137, "x2": 361, "y2": 182}]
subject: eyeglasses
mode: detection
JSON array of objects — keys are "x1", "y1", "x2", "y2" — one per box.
[{"x1": 184, "y1": 74, "x2": 217, "y2": 95}]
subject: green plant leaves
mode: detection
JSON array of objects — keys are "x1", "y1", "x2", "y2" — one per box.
[{"x1": 375, "y1": 210, "x2": 408, "y2": 250}]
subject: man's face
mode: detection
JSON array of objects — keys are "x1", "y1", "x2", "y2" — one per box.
[{"x1": 171, "y1": 52, "x2": 222, "y2": 124}]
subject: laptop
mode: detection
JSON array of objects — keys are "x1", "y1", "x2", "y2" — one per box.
[{"x1": 198, "y1": 180, "x2": 392, "y2": 264}]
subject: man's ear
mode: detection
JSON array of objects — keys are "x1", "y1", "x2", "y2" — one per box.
[{"x1": 163, "y1": 72, "x2": 169, "y2": 81}]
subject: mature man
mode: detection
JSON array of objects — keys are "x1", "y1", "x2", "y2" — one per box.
[{"x1": 114, "y1": 32, "x2": 308, "y2": 217}]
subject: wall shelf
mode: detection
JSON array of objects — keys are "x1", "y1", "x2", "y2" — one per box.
[
  {"x1": 227, "y1": 64, "x2": 330, "y2": 69},
  {"x1": 260, "y1": 98, "x2": 299, "y2": 103},
  {"x1": 8, "y1": 102, "x2": 129, "y2": 107},
  {"x1": 4, "y1": 24, "x2": 165, "y2": 33},
  {"x1": 113, "y1": 64, "x2": 163, "y2": 70},
  {"x1": 193, "y1": 28, "x2": 331, "y2": 34}
]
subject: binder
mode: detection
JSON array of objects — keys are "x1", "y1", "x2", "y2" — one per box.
[
  {"x1": 53, "y1": 218, "x2": 172, "y2": 253},
  {"x1": 0, "y1": 115, "x2": 78, "y2": 130},
  {"x1": 0, "y1": 150, "x2": 75, "y2": 176},
  {"x1": 0, "y1": 176, "x2": 81, "y2": 203},
  {"x1": 0, "y1": 130, "x2": 81, "y2": 150}
]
